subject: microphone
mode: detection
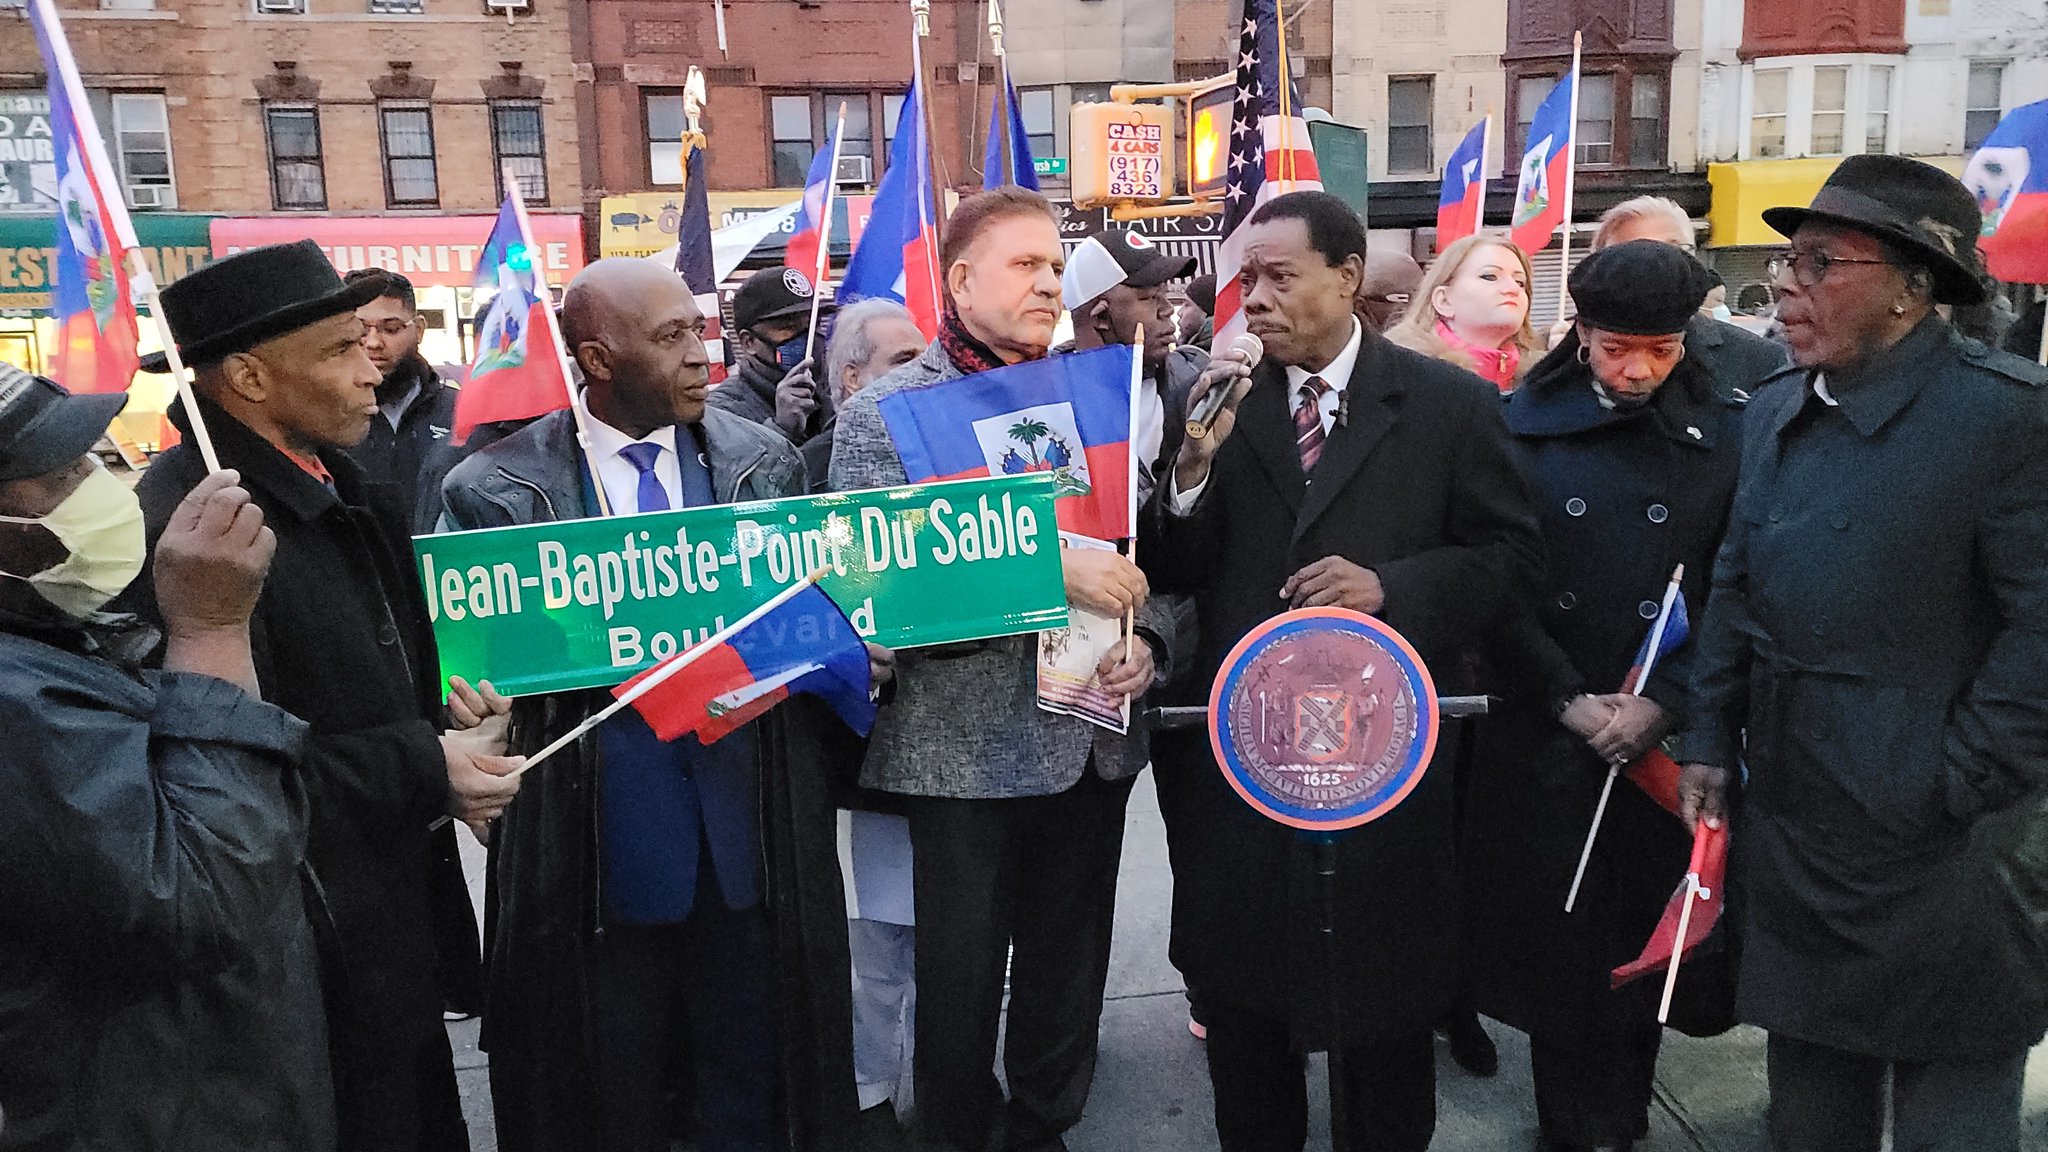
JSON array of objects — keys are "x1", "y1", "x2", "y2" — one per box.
[{"x1": 1185, "y1": 332, "x2": 1263, "y2": 439}]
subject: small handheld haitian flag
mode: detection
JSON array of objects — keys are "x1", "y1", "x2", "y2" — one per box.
[
  {"x1": 613, "y1": 581, "x2": 875, "y2": 745},
  {"x1": 876, "y1": 345, "x2": 1135, "y2": 542},
  {"x1": 29, "y1": 0, "x2": 141, "y2": 395},
  {"x1": 454, "y1": 196, "x2": 571, "y2": 445},
  {"x1": 1437, "y1": 118, "x2": 1490, "y2": 249},
  {"x1": 1964, "y1": 98, "x2": 2048, "y2": 285},
  {"x1": 1511, "y1": 69, "x2": 1576, "y2": 255}
]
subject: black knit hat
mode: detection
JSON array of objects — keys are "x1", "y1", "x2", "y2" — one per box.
[
  {"x1": 1761, "y1": 154, "x2": 1987, "y2": 306},
  {"x1": 1568, "y1": 240, "x2": 1715, "y2": 336}
]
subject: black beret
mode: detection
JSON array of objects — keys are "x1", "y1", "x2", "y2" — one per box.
[{"x1": 1569, "y1": 240, "x2": 1716, "y2": 337}]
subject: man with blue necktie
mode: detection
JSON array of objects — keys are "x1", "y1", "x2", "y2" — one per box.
[{"x1": 440, "y1": 258, "x2": 885, "y2": 1152}]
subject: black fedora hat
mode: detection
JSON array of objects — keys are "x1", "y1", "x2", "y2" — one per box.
[
  {"x1": 140, "y1": 239, "x2": 382, "y2": 372},
  {"x1": 1761, "y1": 155, "x2": 1987, "y2": 306}
]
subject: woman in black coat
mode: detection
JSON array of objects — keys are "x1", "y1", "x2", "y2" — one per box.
[{"x1": 1461, "y1": 242, "x2": 1743, "y2": 1152}]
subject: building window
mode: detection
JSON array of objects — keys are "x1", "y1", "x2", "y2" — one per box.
[
  {"x1": 378, "y1": 103, "x2": 437, "y2": 208},
  {"x1": 1865, "y1": 65, "x2": 1892, "y2": 154},
  {"x1": 645, "y1": 91, "x2": 686, "y2": 185},
  {"x1": 1018, "y1": 88, "x2": 1055, "y2": 162},
  {"x1": 1810, "y1": 66, "x2": 1848, "y2": 155},
  {"x1": 98, "y1": 0, "x2": 156, "y2": 11},
  {"x1": 1751, "y1": 68, "x2": 1789, "y2": 159},
  {"x1": 770, "y1": 95, "x2": 813, "y2": 186},
  {"x1": 1386, "y1": 76, "x2": 1433, "y2": 174},
  {"x1": 491, "y1": 101, "x2": 547, "y2": 203},
  {"x1": 367, "y1": 0, "x2": 424, "y2": 12},
  {"x1": 109, "y1": 93, "x2": 174, "y2": 209},
  {"x1": 263, "y1": 104, "x2": 325, "y2": 210},
  {"x1": 824, "y1": 92, "x2": 874, "y2": 167},
  {"x1": 1965, "y1": 62, "x2": 2005, "y2": 150},
  {"x1": 1629, "y1": 78, "x2": 1665, "y2": 168},
  {"x1": 252, "y1": 0, "x2": 305, "y2": 14},
  {"x1": 884, "y1": 92, "x2": 909, "y2": 151},
  {"x1": 1575, "y1": 73, "x2": 1615, "y2": 166}
]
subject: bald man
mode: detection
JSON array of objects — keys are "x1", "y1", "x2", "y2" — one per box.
[
  {"x1": 1356, "y1": 248, "x2": 1424, "y2": 333},
  {"x1": 441, "y1": 258, "x2": 872, "y2": 1151}
]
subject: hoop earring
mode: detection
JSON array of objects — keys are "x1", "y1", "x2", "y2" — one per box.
[
  {"x1": 1675, "y1": 345, "x2": 1687, "y2": 362},
  {"x1": 1575, "y1": 344, "x2": 1590, "y2": 365}
]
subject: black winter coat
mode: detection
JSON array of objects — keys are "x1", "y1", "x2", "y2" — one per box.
[
  {"x1": 1682, "y1": 318, "x2": 2048, "y2": 1061},
  {"x1": 1461, "y1": 337, "x2": 1745, "y2": 1048},
  {"x1": 1684, "y1": 315, "x2": 1790, "y2": 400},
  {"x1": 438, "y1": 408, "x2": 858, "y2": 1152},
  {"x1": 1139, "y1": 328, "x2": 1542, "y2": 1045},
  {"x1": 347, "y1": 357, "x2": 458, "y2": 532},
  {"x1": 0, "y1": 615, "x2": 332, "y2": 1152},
  {"x1": 124, "y1": 397, "x2": 477, "y2": 1150}
]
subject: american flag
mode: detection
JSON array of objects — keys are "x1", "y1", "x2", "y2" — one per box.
[
  {"x1": 1213, "y1": 0, "x2": 1323, "y2": 344},
  {"x1": 675, "y1": 138, "x2": 727, "y2": 384}
]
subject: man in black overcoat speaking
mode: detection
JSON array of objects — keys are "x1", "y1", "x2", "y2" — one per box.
[{"x1": 1140, "y1": 190, "x2": 1541, "y2": 1152}]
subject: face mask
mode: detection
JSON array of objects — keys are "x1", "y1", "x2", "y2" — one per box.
[
  {"x1": 774, "y1": 335, "x2": 809, "y2": 371},
  {"x1": 1711, "y1": 304, "x2": 1734, "y2": 322},
  {"x1": 0, "y1": 464, "x2": 147, "y2": 618}
]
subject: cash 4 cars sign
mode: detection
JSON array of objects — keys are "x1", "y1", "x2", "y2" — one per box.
[{"x1": 417, "y1": 474, "x2": 1069, "y2": 697}]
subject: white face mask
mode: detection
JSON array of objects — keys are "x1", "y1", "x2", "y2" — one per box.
[
  {"x1": 1711, "y1": 304, "x2": 1734, "y2": 322},
  {"x1": 0, "y1": 464, "x2": 147, "y2": 618}
]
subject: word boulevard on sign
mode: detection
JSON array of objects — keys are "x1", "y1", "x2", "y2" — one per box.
[{"x1": 417, "y1": 474, "x2": 1069, "y2": 698}]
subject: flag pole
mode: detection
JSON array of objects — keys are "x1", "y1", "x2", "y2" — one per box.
[
  {"x1": 1657, "y1": 822, "x2": 1714, "y2": 1023},
  {"x1": 907, "y1": 22, "x2": 948, "y2": 327},
  {"x1": 30, "y1": 0, "x2": 222, "y2": 473},
  {"x1": 127, "y1": 255, "x2": 221, "y2": 474},
  {"x1": 803, "y1": 102, "x2": 850, "y2": 367},
  {"x1": 504, "y1": 162, "x2": 612, "y2": 518},
  {"x1": 990, "y1": 0, "x2": 1011, "y2": 184},
  {"x1": 2036, "y1": 287, "x2": 2047, "y2": 366},
  {"x1": 1555, "y1": 32, "x2": 1583, "y2": 321},
  {"x1": 1477, "y1": 110, "x2": 1494, "y2": 233},
  {"x1": 510, "y1": 566, "x2": 830, "y2": 778},
  {"x1": 1275, "y1": 0, "x2": 1295, "y2": 182},
  {"x1": 1565, "y1": 562, "x2": 1683, "y2": 913},
  {"x1": 1122, "y1": 327, "x2": 1144, "y2": 696}
]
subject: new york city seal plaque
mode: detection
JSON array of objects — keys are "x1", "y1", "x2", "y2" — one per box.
[{"x1": 1208, "y1": 608, "x2": 1439, "y2": 832}]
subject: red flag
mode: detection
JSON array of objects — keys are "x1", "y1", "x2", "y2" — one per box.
[
  {"x1": 1612, "y1": 820, "x2": 1726, "y2": 988},
  {"x1": 453, "y1": 196, "x2": 572, "y2": 444}
]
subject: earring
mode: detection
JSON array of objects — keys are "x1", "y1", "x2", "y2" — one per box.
[
  {"x1": 1892, "y1": 303, "x2": 1907, "y2": 315},
  {"x1": 1575, "y1": 343, "x2": 1590, "y2": 364}
]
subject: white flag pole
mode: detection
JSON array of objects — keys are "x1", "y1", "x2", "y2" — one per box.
[
  {"x1": 1658, "y1": 824, "x2": 1714, "y2": 1023},
  {"x1": 1565, "y1": 562, "x2": 1684, "y2": 913},
  {"x1": 1476, "y1": 111, "x2": 1494, "y2": 233},
  {"x1": 1555, "y1": 31, "x2": 1584, "y2": 321},
  {"x1": 503, "y1": 165, "x2": 612, "y2": 518},
  {"x1": 802, "y1": 102, "x2": 850, "y2": 367}
]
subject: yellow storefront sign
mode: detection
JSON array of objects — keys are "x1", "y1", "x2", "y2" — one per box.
[
  {"x1": 598, "y1": 189, "x2": 805, "y2": 258},
  {"x1": 1708, "y1": 156, "x2": 1965, "y2": 248}
]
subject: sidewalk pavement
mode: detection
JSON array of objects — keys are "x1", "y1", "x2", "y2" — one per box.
[{"x1": 449, "y1": 774, "x2": 2048, "y2": 1151}]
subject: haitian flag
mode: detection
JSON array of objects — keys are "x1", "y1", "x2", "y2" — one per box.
[
  {"x1": 1619, "y1": 583, "x2": 1687, "y2": 695},
  {"x1": 614, "y1": 581, "x2": 874, "y2": 744},
  {"x1": 1964, "y1": 98, "x2": 2048, "y2": 284},
  {"x1": 29, "y1": 0, "x2": 141, "y2": 395},
  {"x1": 1437, "y1": 117, "x2": 1490, "y2": 248},
  {"x1": 674, "y1": 140, "x2": 727, "y2": 385},
  {"x1": 876, "y1": 345, "x2": 1135, "y2": 542},
  {"x1": 841, "y1": 79, "x2": 942, "y2": 339},
  {"x1": 1511, "y1": 69, "x2": 1576, "y2": 255},
  {"x1": 784, "y1": 122, "x2": 840, "y2": 282},
  {"x1": 1612, "y1": 820, "x2": 1726, "y2": 988},
  {"x1": 983, "y1": 67, "x2": 1041, "y2": 191},
  {"x1": 455, "y1": 196, "x2": 571, "y2": 444}
]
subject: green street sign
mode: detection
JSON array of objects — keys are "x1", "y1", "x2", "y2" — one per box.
[
  {"x1": 1034, "y1": 157, "x2": 1068, "y2": 177},
  {"x1": 416, "y1": 473, "x2": 1069, "y2": 698}
]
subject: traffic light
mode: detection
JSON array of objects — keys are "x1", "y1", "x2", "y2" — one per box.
[{"x1": 1188, "y1": 80, "x2": 1233, "y2": 201}]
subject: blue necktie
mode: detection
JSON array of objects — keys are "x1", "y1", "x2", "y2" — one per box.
[{"x1": 618, "y1": 441, "x2": 670, "y2": 513}]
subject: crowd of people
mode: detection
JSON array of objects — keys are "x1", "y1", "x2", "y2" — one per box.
[{"x1": 3, "y1": 152, "x2": 2047, "y2": 1152}]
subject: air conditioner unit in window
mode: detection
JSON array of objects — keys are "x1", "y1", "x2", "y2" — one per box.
[
  {"x1": 834, "y1": 154, "x2": 872, "y2": 187},
  {"x1": 483, "y1": 0, "x2": 532, "y2": 13},
  {"x1": 128, "y1": 186, "x2": 167, "y2": 209}
]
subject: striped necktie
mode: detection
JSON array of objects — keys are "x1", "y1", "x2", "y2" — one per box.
[{"x1": 1294, "y1": 375, "x2": 1330, "y2": 473}]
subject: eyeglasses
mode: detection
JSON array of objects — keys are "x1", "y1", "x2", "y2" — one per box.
[
  {"x1": 365, "y1": 319, "x2": 417, "y2": 338},
  {"x1": 1361, "y1": 293, "x2": 1412, "y2": 307},
  {"x1": 1767, "y1": 250, "x2": 1894, "y2": 287}
]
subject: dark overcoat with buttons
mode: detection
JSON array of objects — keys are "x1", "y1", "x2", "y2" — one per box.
[
  {"x1": 1681, "y1": 318, "x2": 2048, "y2": 1061},
  {"x1": 124, "y1": 394, "x2": 477, "y2": 1150},
  {"x1": 1139, "y1": 329, "x2": 1543, "y2": 1047},
  {"x1": 1460, "y1": 335, "x2": 1744, "y2": 1048}
]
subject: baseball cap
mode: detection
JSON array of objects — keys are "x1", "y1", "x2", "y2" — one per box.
[
  {"x1": 1061, "y1": 228, "x2": 1197, "y2": 311},
  {"x1": 0, "y1": 364, "x2": 127, "y2": 482},
  {"x1": 733, "y1": 266, "x2": 832, "y2": 331}
]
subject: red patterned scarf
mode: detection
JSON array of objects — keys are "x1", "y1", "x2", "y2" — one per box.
[{"x1": 937, "y1": 307, "x2": 1008, "y2": 376}]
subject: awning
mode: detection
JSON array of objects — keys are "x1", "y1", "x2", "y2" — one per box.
[
  {"x1": 1707, "y1": 155, "x2": 1965, "y2": 248},
  {"x1": 210, "y1": 213, "x2": 586, "y2": 289}
]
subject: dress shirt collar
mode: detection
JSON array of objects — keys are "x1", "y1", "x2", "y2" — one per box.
[{"x1": 1283, "y1": 316, "x2": 1364, "y2": 399}]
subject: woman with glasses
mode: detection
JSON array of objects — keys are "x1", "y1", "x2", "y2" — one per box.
[
  {"x1": 1462, "y1": 240, "x2": 1742, "y2": 1152},
  {"x1": 1385, "y1": 234, "x2": 1540, "y2": 394},
  {"x1": 1677, "y1": 154, "x2": 2048, "y2": 1152}
]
